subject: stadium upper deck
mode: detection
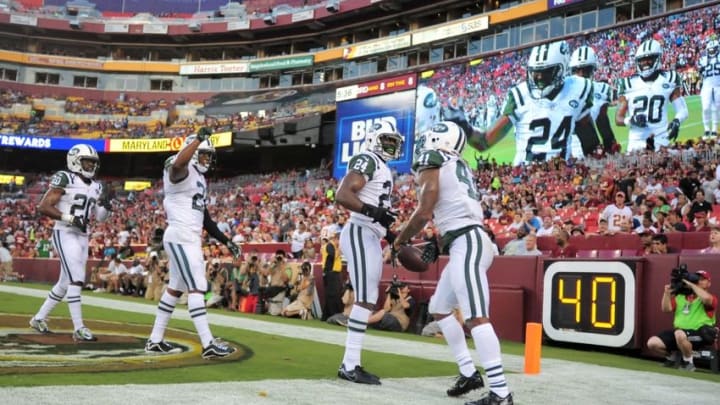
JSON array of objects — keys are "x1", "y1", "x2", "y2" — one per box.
[{"x1": 0, "y1": 0, "x2": 694, "y2": 101}]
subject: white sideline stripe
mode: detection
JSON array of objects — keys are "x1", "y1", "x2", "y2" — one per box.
[
  {"x1": 0, "y1": 285, "x2": 503, "y2": 366},
  {"x1": 1, "y1": 285, "x2": 718, "y2": 405}
]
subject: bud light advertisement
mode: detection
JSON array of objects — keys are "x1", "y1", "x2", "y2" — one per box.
[{"x1": 333, "y1": 90, "x2": 416, "y2": 179}]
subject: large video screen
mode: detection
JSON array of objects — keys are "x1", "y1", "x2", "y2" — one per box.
[
  {"x1": 333, "y1": 90, "x2": 416, "y2": 179},
  {"x1": 416, "y1": 5, "x2": 718, "y2": 167}
]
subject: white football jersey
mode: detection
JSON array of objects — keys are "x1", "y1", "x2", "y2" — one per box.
[
  {"x1": 600, "y1": 204, "x2": 633, "y2": 233},
  {"x1": 163, "y1": 156, "x2": 207, "y2": 239},
  {"x1": 699, "y1": 54, "x2": 720, "y2": 87},
  {"x1": 618, "y1": 71, "x2": 681, "y2": 146},
  {"x1": 342, "y1": 151, "x2": 394, "y2": 237},
  {"x1": 49, "y1": 170, "x2": 102, "y2": 235},
  {"x1": 412, "y1": 150, "x2": 482, "y2": 235},
  {"x1": 504, "y1": 75, "x2": 593, "y2": 166},
  {"x1": 590, "y1": 81, "x2": 612, "y2": 122}
]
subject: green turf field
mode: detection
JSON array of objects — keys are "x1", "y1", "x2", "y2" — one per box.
[
  {"x1": 463, "y1": 95, "x2": 703, "y2": 168},
  {"x1": 2, "y1": 284, "x2": 720, "y2": 387}
]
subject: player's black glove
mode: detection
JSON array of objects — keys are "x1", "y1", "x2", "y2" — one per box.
[
  {"x1": 667, "y1": 118, "x2": 680, "y2": 141},
  {"x1": 471, "y1": 130, "x2": 490, "y2": 151},
  {"x1": 630, "y1": 113, "x2": 648, "y2": 128},
  {"x1": 384, "y1": 230, "x2": 397, "y2": 245},
  {"x1": 196, "y1": 127, "x2": 212, "y2": 142},
  {"x1": 443, "y1": 105, "x2": 475, "y2": 141},
  {"x1": 96, "y1": 183, "x2": 112, "y2": 210},
  {"x1": 225, "y1": 241, "x2": 241, "y2": 259},
  {"x1": 360, "y1": 203, "x2": 398, "y2": 229},
  {"x1": 65, "y1": 215, "x2": 87, "y2": 233},
  {"x1": 420, "y1": 239, "x2": 440, "y2": 263}
]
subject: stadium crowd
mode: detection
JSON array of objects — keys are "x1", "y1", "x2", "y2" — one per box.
[{"x1": 2, "y1": 138, "x2": 719, "y2": 265}]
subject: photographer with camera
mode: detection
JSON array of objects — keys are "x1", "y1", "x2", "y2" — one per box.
[
  {"x1": 263, "y1": 249, "x2": 291, "y2": 316},
  {"x1": 282, "y1": 261, "x2": 315, "y2": 319},
  {"x1": 647, "y1": 266, "x2": 717, "y2": 371},
  {"x1": 370, "y1": 276, "x2": 415, "y2": 333}
]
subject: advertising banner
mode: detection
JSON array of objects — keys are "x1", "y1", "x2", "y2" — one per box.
[
  {"x1": 343, "y1": 34, "x2": 411, "y2": 60},
  {"x1": 333, "y1": 90, "x2": 416, "y2": 179},
  {"x1": 248, "y1": 56, "x2": 314, "y2": 73},
  {"x1": 180, "y1": 62, "x2": 249, "y2": 75},
  {"x1": 106, "y1": 132, "x2": 232, "y2": 153},
  {"x1": 412, "y1": 15, "x2": 489, "y2": 46},
  {"x1": 0, "y1": 134, "x2": 105, "y2": 151},
  {"x1": 0, "y1": 174, "x2": 25, "y2": 185},
  {"x1": 336, "y1": 73, "x2": 417, "y2": 102},
  {"x1": 124, "y1": 180, "x2": 152, "y2": 191}
]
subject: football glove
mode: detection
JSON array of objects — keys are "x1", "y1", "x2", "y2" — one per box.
[
  {"x1": 225, "y1": 241, "x2": 241, "y2": 259},
  {"x1": 420, "y1": 240, "x2": 440, "y2": 264},
  {"x1": 667, "y1": 118, "x2": 680, "y2": 141},
  {"x1": 360, "y1": 203, "x2": 398, "y2": 229},
  {"x1": 384, "y1": 230, "x2": 397, "y2": 245},
  {"x1": 471, "y1": 130, "x2": 490, "y2": 151},
  {"x1": 196, "y1": 127, "x2": 212, "y2": 142},
  {"x1": 630, "y1": 113, "x2": 648, "y2": 128},
  {"x1": 442, "y1": 105, "x2": 475, "y2": 141},
  {"x1": 62, "y1": 214, "x2": 87, "y2": 233}
]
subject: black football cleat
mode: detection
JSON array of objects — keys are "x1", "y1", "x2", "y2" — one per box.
[
  {"x1": 447, "y1": 371, "x2": 484, "y2": 397},
  {"x1": 337, "y1": 364, "x2": 381, "y2": 385}
]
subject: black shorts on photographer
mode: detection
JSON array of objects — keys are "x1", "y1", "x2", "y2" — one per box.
[{"x1": 656, "y1": 326, "x2": 718, "y2": 351}]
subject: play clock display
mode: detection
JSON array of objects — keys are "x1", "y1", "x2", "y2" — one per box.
[{"x1": 542, "y1": 261, "x2": 638, "y2": 348}]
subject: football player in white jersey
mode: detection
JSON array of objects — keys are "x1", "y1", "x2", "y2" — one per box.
[
  {"x1": 30, "y1": 144, "x2": 110, "y2": 341},
  {"x1": 459, "y1": 40, "x2": 597, "y2": 166},
  {"x1": 568, "y1": 45, "x2": 618, "y2": 158},
  {"x1": 393, "y1": 122, "x2": 512, "y2": 405},
  {"x1": 616, "y1": 39, "x2": 688, "y2": 152},
  {"x1": 145, "y1": 128, "x2": 240, "y2": 359},
  {"x1": 698, "y1": 39, "x2": 720, "y2": 138},
  {"x1": 336, "y1": 119, "x2": 402, "y2": 385},
  {"x1": 415, "y1": 83, "x2": 441, "y2": 136},
  {"x1": 485, "y1": 94, "x2": 500, "y2": 128}
]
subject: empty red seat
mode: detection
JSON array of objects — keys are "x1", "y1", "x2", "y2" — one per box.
[
  {"x1": 621, "y1": 249, "x2": 640, "y2": 257},
  {"x1": 576, "y1": 250, "x2": 598, "y2": 258},
  {"x1": 598, "y1": 249, "x2": 621, "y2": 258}
]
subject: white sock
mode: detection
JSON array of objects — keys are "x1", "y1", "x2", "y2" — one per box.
[
  {"x1": 150, "y1": 291, "x2": 178, "y2": 343},
  {"x1": 188, "y1": 292, "x2": 213, "y2": 347},
  {"x1": 35, "y1": 284, "x2": 67, "y2": 321},
  {"x1": 342, "y1": 305, "x2": 371, "y2": 369},
  {"x1": 471, "y1": 323, "x2": 509, "y2": 398},
  {"x1": 438, "y1": 315, "x2": 476, "y2": 377},
  {"x1": 66, "y1": 285, "x2": 84, "y2": 331}
]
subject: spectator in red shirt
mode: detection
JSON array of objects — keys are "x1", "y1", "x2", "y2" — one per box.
[
  {"x1": 636, "y1": 231, "x2": 655, "y2": 256},
  {"x1": 550, "y1": 229, "x2": 577, "y2": 258},
  {"x1": 691, "y1": 212, "x2": 712, "y2": 232}
]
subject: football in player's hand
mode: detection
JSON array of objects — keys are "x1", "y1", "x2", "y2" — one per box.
[{"x1": 397, "y1": 245, "x2": 429, "y2": 273}]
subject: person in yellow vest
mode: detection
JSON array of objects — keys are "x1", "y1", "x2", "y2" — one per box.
[
  {"x1": 321, "y1": 232, "x2": 343, "y2": 321},
  {"x1": 647, "y1": 269, "x2": 717, "y2": 371}
]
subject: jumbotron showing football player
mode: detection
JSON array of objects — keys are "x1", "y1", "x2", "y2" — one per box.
[
  {"x1": 415, "y1": 83, "x2": 442, "y2": 136},
  {"x1": 698, "y1": 39, "x2": 720, "y2": 139},
  {"x1": 447, "y1": 40, "x2": 598, "y2": 166},
  {"x1": 485, "y1": 94, "x2": 500, "y2": 128},
  {"x1": 568, "y1": 45, "x2": 618, "y2": 157},
  {"x1": 616, "y1": 39, "x2": 688, "y2": 152}
]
